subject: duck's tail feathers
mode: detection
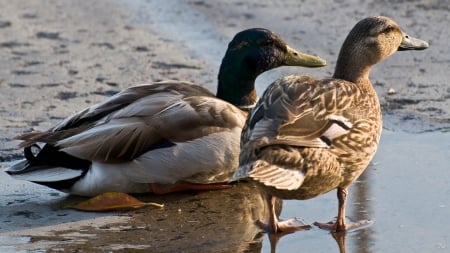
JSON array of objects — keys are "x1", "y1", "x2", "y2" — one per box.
[
  {"x1": 248, "y1": 160, "x2": 305, "y2": 190},
  {"x1": 6, "y1": 160, "x2": 84, "y2": 181},
  {"x1": 4, "y1": 144, "x2": 90, "y2": 191}
]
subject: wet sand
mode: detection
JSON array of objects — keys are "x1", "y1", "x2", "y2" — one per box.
[
  {"x1": 1, "y1": 130, "x2": 449, "y2": 252},
  {"x1": 0, "y1": 0, "x2": 449, "y2": 252}
]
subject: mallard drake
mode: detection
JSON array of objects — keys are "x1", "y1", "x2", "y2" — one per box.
[
  {"x1": 231, "y1": 17, "x2": 429, "y2": 233},
  {"x1": 4, "y1": 28, "x2": 326, "y2": 196}
]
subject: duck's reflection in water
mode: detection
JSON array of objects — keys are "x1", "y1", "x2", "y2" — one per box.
[
  {"x1": 141, "y1": 181, "x2": 355, "y2": 253},
  {"x1": 1, "y1": 183, "x2": 273, "y2": 252},
  {"x1": 131, "y1": 182, "x2": 280, "y2": 252},
  {"x1": 5, "y1": 180, "x2": 370, "y2": 253},
  {"x1": 347, "y1": 169, "x2": 374, "y2": 253},
  {"x1": 265, "y1": 229, "x2": 348, "y2": 253}
]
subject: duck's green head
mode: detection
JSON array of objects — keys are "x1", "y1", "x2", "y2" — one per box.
[{"x1": 217, "y1": 28, "x2": 326, "y2": 109}]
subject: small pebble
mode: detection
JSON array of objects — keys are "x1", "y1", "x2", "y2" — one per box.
[{"x1": 387, "y1": 88, "x2": 396, "y2": 95}]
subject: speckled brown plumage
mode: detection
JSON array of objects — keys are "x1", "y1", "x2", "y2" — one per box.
[{"x1": 232, "y1": 16, "x2": 429, "y2": 233}]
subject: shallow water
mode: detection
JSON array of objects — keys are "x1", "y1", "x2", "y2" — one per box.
[
  {"x1": 0, "y1": 130, "x2": 448, "y2": 252},
  {"x1": 265, "y1": 129, "x2": 450, "y2": 252}
]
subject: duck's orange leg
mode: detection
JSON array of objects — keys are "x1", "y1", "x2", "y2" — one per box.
[{"x1": 314, "y1": 187, "x2": 372, "y2": 232}]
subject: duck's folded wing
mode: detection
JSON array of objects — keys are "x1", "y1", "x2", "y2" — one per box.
[
  {"x1": 15, "y1": 81, "x2": 215, "y2": 148},
  {"x1": 242, "y1": 75, "x2": 363, "y2": 149},
  {"x1": 53, "y1": 81, "x2": 215, "y2": 131},
  {"x1": 17, "y1": 92, "x2": 246, "y2": 163}
]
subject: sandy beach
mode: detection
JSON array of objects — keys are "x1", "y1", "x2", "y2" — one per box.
[{"x1": 0, "y1": 0, "x2": 449, "y2": 252}]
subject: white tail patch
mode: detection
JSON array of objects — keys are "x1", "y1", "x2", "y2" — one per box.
[{"x1": 9, "y1": 166, "x2": 84, "y2": 182}]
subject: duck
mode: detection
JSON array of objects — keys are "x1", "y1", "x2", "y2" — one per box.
[
  {"x1": 4, "y1": 28, "x2": 326, "y2": 197},
  {"x1": 230, "y1": 16, "x2": 429, "y2": 233}
]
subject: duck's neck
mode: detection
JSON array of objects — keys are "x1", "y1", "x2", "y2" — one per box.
[
  {"x1": 332, "y1": 50, "x2": 374, "y2": 92},
  {"x1": 216, "y1": 65, "x2": 258, "y2": 111}
]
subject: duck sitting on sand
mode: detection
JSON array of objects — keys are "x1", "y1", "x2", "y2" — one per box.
[
  {"x1": 5, "y1": 28, "x2": 326, "y2": 197},
  {"x1": 231, "y1": 16, "x2": 429, "y2": 233}
]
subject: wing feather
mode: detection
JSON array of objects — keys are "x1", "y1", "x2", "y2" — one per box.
[
  {"x1": 15, "y1": 82, "x2": 246, "y2": 162},
  {"x1": 242, "y1": 75, "x2": 363, "y2": 149},
  {"x1": 248, "y1": 161, "x2": 305, "y2": 190}
]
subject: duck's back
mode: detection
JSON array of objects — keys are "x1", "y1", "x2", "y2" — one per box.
[{"x1": 236, "y1": 74, "x2": 382, "y2": 199}]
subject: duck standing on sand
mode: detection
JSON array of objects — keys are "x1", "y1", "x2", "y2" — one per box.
[
  {"x1": 5, "y1": 28, "x2": 326, "y2": 197},
  {"x1": 231, "y1": 16, "x2": 429, "y2": 233}
]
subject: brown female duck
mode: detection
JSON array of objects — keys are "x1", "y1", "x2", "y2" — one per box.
[
  {"x1": 5, "y1": 28, "x2": 325, "y2": 196},
  {"x1": 231, "y1": 16, "x2": 429, "y2": 232}
]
